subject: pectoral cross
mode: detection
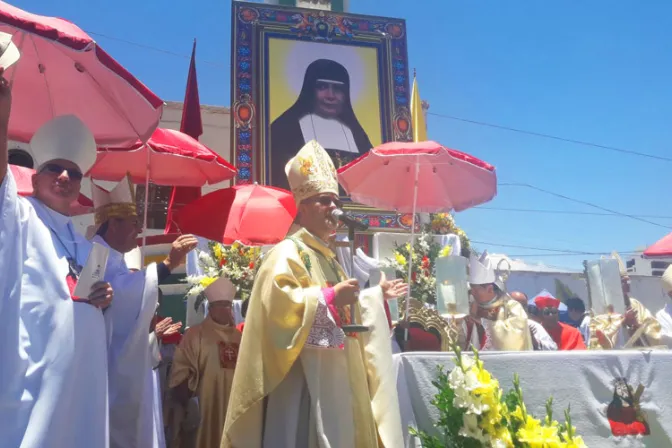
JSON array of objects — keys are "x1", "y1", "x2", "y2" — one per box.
[{"x1": 218, "y1": 342, "x2": 239, "y2": 369}]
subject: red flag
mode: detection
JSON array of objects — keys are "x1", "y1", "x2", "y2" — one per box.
[{"x1": 165, "y1": 39, "x2": 203, "y2": 233}]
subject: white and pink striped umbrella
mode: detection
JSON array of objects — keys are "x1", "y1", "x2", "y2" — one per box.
[
  {"x1": 337, "y1": 140, "x2": 497, "y2": 213},
  {"x1": 0, "y1": 1, "x2": 163, "y2": 146},
  {"x1": 89, "y1": 127, "x2": 237, "y2": 186}
]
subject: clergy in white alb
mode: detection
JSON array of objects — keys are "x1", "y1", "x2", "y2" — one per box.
[
  {"x1": 222, "y1": 140, "x2": 408, "y2": 448},
  {"x1": 89, "y1": 174, "x2": 162, "y2": 448},
  {"x1": 88, "y1": 174, "x2": 199, "y2": 448},
  {"x1": 0, "y1": 111, "x2": 115, "y2": 447}
]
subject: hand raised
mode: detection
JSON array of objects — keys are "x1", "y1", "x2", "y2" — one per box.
[
  {"x1": 166, "y1": 234, "x2": 199, "y2": 269},
  {"x1": 379, "y1": 271, "x2": 408, "y2": 300}
]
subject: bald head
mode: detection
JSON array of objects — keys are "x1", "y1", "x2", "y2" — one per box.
[{"x1": 509, "y1": 291, "x2": 528, "y2": 307}]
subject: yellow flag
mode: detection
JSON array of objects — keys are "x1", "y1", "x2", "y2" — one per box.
[{"x1": 410, "y1": 73, "x2": 427, "y2": 142}]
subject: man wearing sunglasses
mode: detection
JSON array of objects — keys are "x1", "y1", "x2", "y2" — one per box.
[
  {"x1": 222, "y1": 140, "x2": 408, "y2": 448},
  {"x1": 0, "y1": 74, "x2": 116, "y2": 446},
  {"x1": 533, "y1": 291, "x2": 585, "y2": 350}
]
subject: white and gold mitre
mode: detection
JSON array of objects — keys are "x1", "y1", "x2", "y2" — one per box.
[
  {"x1": 91, "y1": 173, "x2": 137, "y2": 228},
  {"x1": 284, "y1": 140, "x2": 339, "y2": 203}
]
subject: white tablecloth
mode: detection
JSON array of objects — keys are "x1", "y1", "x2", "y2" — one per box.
[{"x1": 394, "y1": 351, "x2": 672, "y2": 447}]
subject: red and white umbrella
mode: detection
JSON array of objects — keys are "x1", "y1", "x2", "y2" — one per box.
[
  {"x1": 89, "y1": 128, "x2": 237, "y2": 251},
  {"x1": 337, "y1": 141, "x2": 497, "y2": 213},
  {"x1": 10, "y1": 164, "x2": 93, "y2": 215},
  {"x1": 89, "y1": 128, "x2": 236, "y2": 186},
  {"x1": 0, "y1": 1, "x2": 163, "y2": 145},
  {"x1": 337, "y1": 140, "x2": 497, "y2": 327},
  {"x1": 174, "y1": 184, "x2": 297, "y2": 246}
]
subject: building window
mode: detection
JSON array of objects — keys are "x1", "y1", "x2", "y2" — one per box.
[
  {"x1": 8, "y1": 149, "x2": 34, "y2": 168},
  {"x1": 626, "y1": 259, "x2": 636, "y2": 269},
  {"x1": 136, "y1": 184, "x2": 172, "y2": 230},
  {"x1": 651, "y1": 261, "x2": 670, "y2": 270}
]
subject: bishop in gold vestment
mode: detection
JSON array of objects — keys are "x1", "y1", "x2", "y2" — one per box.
[
  {"x1": 221, "y1": 141, "x2": 405, "y2": 448},
  {"x1": 465, "y1": 251, "x2": 533, "y2": 351},
  {"x1": 170, "y1": 277, "x2": 242, "y2": 448},
  {"x1": 589, "y1": 253, "x2": 670, "y2": 350}
]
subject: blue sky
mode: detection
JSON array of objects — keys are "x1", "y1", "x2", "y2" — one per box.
[{"x1": 16, "y1": 0, "x2": 672, "y2": 269}]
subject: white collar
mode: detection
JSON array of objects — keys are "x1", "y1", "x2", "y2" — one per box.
[{"x1": 28, "y1": 197, "x2": 72, "y2": 231}]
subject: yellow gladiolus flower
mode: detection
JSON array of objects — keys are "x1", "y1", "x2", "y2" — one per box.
[{"x1": 395, "y1": 253, "x2": 407, "y2": 266}]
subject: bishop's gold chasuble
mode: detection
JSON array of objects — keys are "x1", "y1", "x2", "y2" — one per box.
[
  {"x1": 170, "y1": 316, "x2": 242, "y2": 448},
  {"x1": 221, "y1": 228, "x2": 403, "y2": 448}
]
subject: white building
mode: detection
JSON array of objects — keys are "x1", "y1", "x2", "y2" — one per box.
[{"x1": 624, "y1": 254, "x2": 672, "y2": 277}]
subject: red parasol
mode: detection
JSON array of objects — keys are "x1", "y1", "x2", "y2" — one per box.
[
  {"x1": 0, "y1": 1, "x2": 162, "y2": 145},
  {"x1": 643, "y1": 233, "x2": 672, "y2": 258},
  {"x1": 89, "y1": 127, "x2": 236, "y2": 186},
  {"x1": 174, "y1": 184, "x2": 297, "y2": 246},
  {"x1": 337, "y1": 140, "x2": 497, "y2": 213}
]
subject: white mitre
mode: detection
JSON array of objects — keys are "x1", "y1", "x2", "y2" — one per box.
[
  {"x1": 124, "y1": 246, "x2": 143, "y2": 271},
  {"x1": 30, "y1": 115, "x2": 97, "y2": 173},
  {"x1": 0, "y1": 32, "x2": 20, "y2": 70},
  {"x1": 204, "y1": 276, "x2": 237, "y2": 303},
  {"x1": 662, "y1": 265, "x2": 672, "y2": 294},
  {"x1": 468, "y1": 250, "x2": 495, "y2": 285}
]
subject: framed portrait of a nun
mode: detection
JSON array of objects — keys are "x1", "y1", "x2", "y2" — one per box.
[{"x1": 231, "y1": 2, "x2": 413, "y2": 193}]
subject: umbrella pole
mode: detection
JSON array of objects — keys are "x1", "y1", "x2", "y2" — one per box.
[
  {"x1": 141, "y1": 146, "x2": 150, "y2": 261},
  {"x1": 404, "y1": 156, "x2": 420, "y2": 343}
]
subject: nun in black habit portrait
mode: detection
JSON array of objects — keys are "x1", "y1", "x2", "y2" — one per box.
[{"x1": 270, "y1": 58, "x2": 374, "y2": 190}]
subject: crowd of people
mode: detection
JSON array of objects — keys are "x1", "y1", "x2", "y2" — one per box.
[{"x1": 3, "y1": 49, "x2": 672, "y2": 447}]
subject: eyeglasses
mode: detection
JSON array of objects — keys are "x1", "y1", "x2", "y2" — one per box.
[
  {"x1": 315, "y1": 195, "x2": 343, "y2": 209},
  {"x1": 542, "y1": 308, "x2": 559, "y2": 316},
  {"x1": 39, "y1": 163, "x2": 83, "y2": 181}
]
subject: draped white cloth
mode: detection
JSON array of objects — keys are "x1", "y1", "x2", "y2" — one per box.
[
  {"x1": 94, "y1": 235, "x2": 161, "y2": 448},
  {"x1": 0, "y1": 171, "x2": 111, "y2": 448}
]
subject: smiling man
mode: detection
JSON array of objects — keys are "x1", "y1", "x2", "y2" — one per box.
[
  {"x1": 0, "y1": 72, "x2": 115, "y2": 446},
  {"x1": 222, "y1": 140, "x2": 406, "y2": 448}
]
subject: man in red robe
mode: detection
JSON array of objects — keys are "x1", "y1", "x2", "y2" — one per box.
[{"x1": 534, "y1": 291, "x2": 586, "y2": 350}]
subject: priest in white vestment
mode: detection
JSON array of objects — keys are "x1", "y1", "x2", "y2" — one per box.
[
  {"x1": 222, "y1": 140, "x2": 407, "y2": 448},
  {"x1": 0, "y1": 109, "x2": 115, "y2": 446},
  {"x1": 88, "y1": 175, "x2": 197, "y2": 448},
  {"x1": 654, "y1": 266, "x2": 672, "y2": 347}
]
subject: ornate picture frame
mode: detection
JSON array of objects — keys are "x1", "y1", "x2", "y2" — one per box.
[{"x1": 231, "y1": 1, "x2": 416, "y2": 233}]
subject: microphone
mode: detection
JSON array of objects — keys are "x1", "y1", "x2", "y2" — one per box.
[{"x1": 331, "y1": 209, "x2": 369, "y2": 231}]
